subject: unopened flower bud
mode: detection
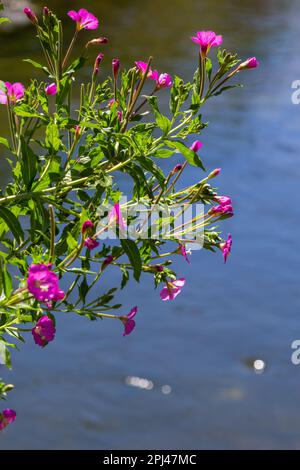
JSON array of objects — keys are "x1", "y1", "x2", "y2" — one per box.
[
  {"x1": 43, "y1": 7, "x2": 50, "y2": 16},
  {"x1": 93, "y1": 53, "x2": 104, "y2": 77},
  {"x1": 112, "y1": 59, "x2": 120, "y2": 80},
  {"x1": 207, "y1": 168, "x2": 221, "y2": 179},
  {"x1": 23, "y1": 7, "x2": 38, "y2": 25},
  {"x1": 86, "y1": 37, "x2": 108, "y2": 48},
  {"x1": 81, "y1": 220, "x2": 94, "y2": 234},
  {"x1": 171, "y1": 163, "x2": 183, "y2": 175},
  {"x1": 238, "y1": 57, "x2": 259, "y2": 70},
  {"x1": 74, "y1": 125, "x2": 81, "y2": 139}
]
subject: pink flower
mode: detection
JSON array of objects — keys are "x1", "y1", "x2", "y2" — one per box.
[
  {"x1": 191, "y1": 31, "x2": 222, "y2": 56},
  {"x1": 0, "y1": 409, "x2": 16, "y2": 431},
  {"x1": 220, "y1": 233, "x2": 232, "y2": 263},
  {"x1": 121, "y1": 306, "x2": 138, "y2": 336},
  {"x1": 135, "y1": 61, "x2": 158, "y2": 80},
  {"x1": 0, "y1": 82, "x2": 25, "y2": 105},
  {"x1": 23, "y1": 7, "x2": 38, "y2": 24},
  {"x1": 156, "y1": 73, "x2": 172, "y2": 89},
  {"x1": 210, "y1": 204, "x2": 234, "y2": 218},
  {"x1": 81, "y1": 220, "x2": 94, "y2": 233},
  {"x1": 112, "y1": 59, "x2": 120, "y2": 79},
  {"x1": 84, "y1": 237, "x2": 99, "y2": 250},
  {"x1": 179, "y1": 244, "x2": 190, "y2": 264},
  {"x1": 68, "y1": 9, "x2": 99, "y2": 30},
  {"x1": 32, "y1": 316, "x2": 56, "y2": 347},
  {"x1": 45, "y1": 83, "x2": 57, "y2": 96},
  {"x1": 239, "y1": 57, "x2": 259, "y2": 70},
  {"x1": 215, "y1": 195, "x2": 232, "y2": 206},
  {"x1": 160, "y1": 278, "x2": 186, "y2": 301},
  {"x1": 27, "y1": 264, "x2": 65, "y2": 306},
  {"x1": 108, "y1": 203, "x2": 126, "y2": 231},
  {"x1": 190, "y1": 140, "x2": 203, "y2": 153}
]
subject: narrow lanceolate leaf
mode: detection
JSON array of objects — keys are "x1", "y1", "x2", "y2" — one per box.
[
  {"x1": 0, "y1": 207, "x2": 24, "y2": 244},
  {"x1": 21, "y1": 137, "x2": 37, "y2": 189},
  {"x1": 121, "y1": 239, "x2": 142, "y2": 282}
]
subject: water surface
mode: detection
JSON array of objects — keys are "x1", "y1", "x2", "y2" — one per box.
[{"x1": 0, "y1": 0, "x2": 300, "y2": 449}]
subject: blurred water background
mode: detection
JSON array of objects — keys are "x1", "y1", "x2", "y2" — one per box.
[{"x1": 0, "y1": 0, "x2": 300, "y2": 449}]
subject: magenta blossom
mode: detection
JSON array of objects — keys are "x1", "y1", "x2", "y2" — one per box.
[
  {"x1": 81, "y1": 220, "x2": 94, "y2": 233},
  {"x1": 220, "y1": 234, "x2": 232, "y2": 263},
  {"x1": 215, "y1": 195, "x2": 232, "y2": 206},
  {"x1": 156, "y1": 73, "x2": 172, "y2": 89},
  {"x1": 121, "y1": 306, "x2": 138, "y2": 336},
  {"x1": 239, "y1": 57, "x2": 259, "y2": 70},
  {"x1": 179, "y1": 244, "x2": 190, "y2": 264},
  {"x1": 108, "y1": 203, "x2": 126, "y2": 231},
  {"x1": 210, "y1": 204, "x2": 234, "y2": 218},
  {"x1": 84, "y1": 237, "x2": 100, "y2": 250},
  {"x1": 23, "y1": 7, "x2": 38, "y2": 24},
  {"x1": 160, "y1": 278, "x2": 186, "y2": 301},
  {"x1": 135, "y1": 61, "x2": 158, "y2": 80},
  {"x1": 0, "y1": 82, "x2": 25, "y2": 105},
  {"x1": 45, "y1": 83, "x2": 57, "y2": 96},
  {"x1": 32, "y1": 316, "x2": 56, "y2": 347},
  {"x1": 27, "y1": 264, "x2": 65, "y2": 306},
  {"x1": 0, "y1": 409, "x2": 16, "y2": 431},
  {"x1": 190, "y1": 140, "x2": 203, "y2": 153},
  {"x1": 191, "y1": 31, "x2": 222, "y2": 57},
  {"x1": 68, "y1": 9, "x2": 99, "y2": 30}
]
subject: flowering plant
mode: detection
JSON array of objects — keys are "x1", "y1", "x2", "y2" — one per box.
[{"x1": 0, "y1": 4, "x2": 258, "y2": 430}]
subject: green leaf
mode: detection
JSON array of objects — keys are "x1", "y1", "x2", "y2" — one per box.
[
  {"x1": 66, "y1": 232, "x2": 78, "y2": 251},
  {"x1": 45, "y1": 122, "x2": 61, "y2": 152},
  {"x1": 121, "y1": 239, "x2": 142, "y2": 282},
  {"x1": 0, "y1": 137, "x2": 9, "y2": 148},
  {"x1": 0, "y1": 17, "x2": 11, "y2": 24},
  {"x1": 0, "y1": 207, "x2": 24, "y2": 243},
  {"x1": 23, "y1": 59, "x2": 49, "y2": 75},
  {"x1": 152, "y1": 148, "x2": 174, "y2": 158},
  {"x1": 211, "y1": 84, "x2": 243, "y2": 97},
  {"x1": 20, "y1": 137, "x2": 37, "y2": 189},
  {"x1": 166, "y1": 140, "x2": 205, "y2": 170}
]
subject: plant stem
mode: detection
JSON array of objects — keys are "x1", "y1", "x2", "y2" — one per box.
[{"x1": 62, "y1": 29, "x2": 79, "y2": 70}]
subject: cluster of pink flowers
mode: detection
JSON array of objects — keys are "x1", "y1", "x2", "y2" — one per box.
[
  {"x1": 0, "y1": 82, "x2": 25, "y2": 105},
  {"x1": 210, "y1": 195, "x2": 234, "y2": 218},
  {"x1": 135, "y1": 61, "x2": 172, "y2": 89},
  {"x1": 27, "y1": 264, "x2": 65, "y2": 308},
  {"x1": 0, "y1": 409, "x2": 16, "y2": 431}
]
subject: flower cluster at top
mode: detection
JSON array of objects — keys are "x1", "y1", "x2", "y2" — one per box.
[{"x1": 0, "y1": 6, "x2": 259, "y2": 430}]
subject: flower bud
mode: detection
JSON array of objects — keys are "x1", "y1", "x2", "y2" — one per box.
[
  {"x1": 86, "y1": 37, "x2": 108, "y2": 47},
  {"x1": 23, "y1": 7, "x2": 38, "y2": 25},
  {"x1": 207, "y1": 168, "x2": 221, "y2": 179},
  {"x1": 45, "y1": 83, "x2": 57, "y2": 96},
  {"x1": 81, "y1": 220, "x2": 94, "y2": 234},
  {"x1": 43, "y1": 7, "x2": 50, "y2": 16},
  {"x1": 112, "y1": 59, "x2": 120, "y2": 80},
  {"x1": 93, "y1": 53, "x2": 104, "y2": 77},
  {"x1": 238, "y1": 57, "x2": 259, "y2": 70},
  {"x1": 74, "y1": 125, "x2": 81, "y2": 139}
]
